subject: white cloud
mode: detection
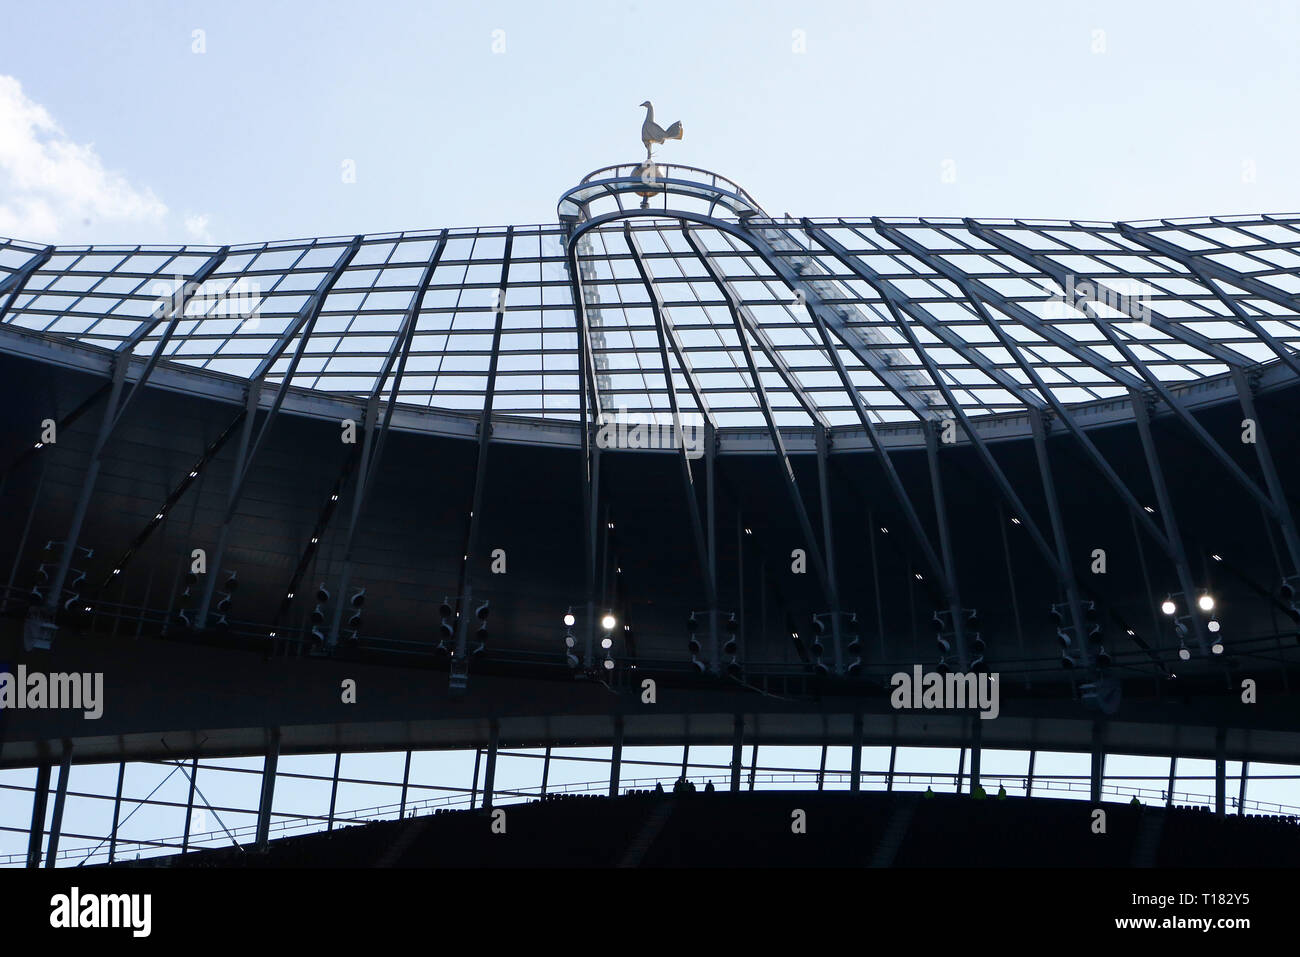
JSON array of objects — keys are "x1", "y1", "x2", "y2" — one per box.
[
  {"x1": 184, "y1": 212, "x2": 214, "y2": 243},
  {"x1": 0, "y1": 74, "x2": 169, "y2": 242}
]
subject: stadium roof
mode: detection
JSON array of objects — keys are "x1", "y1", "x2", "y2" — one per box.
[{"x1": 1, "y1": 164, "x2": 1298, "y2": 439}]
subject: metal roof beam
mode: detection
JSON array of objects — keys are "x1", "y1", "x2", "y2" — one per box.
[
  {"x1": 327, "y1": 231, "x2": 450, "y2": 646},
  {"x1": 874, "y1": 221, "x2": 1175, "y2": 558},
  {"x1": 195, "y1": 238, "x2": 362, "y2": 629},
  {"x1": 625, "y1": 224, "x2": 718, "y2": 624},
  {"x1": 684, "y1": 223, "x2": 840, "y2": 664},
  {"x1": 967, "y1": 221, "x2": 1250, "y2": 370},
  {"x1": 805, "y1": 222, "x2": 1065, "y2": 582},
  {"x1": 0, "y1": 246, "x2": 54, "y2": 322}
]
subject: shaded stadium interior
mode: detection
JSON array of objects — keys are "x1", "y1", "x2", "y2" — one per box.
[{"x1": 1, "y1": 165, "x2": 1299, "y2": 866}]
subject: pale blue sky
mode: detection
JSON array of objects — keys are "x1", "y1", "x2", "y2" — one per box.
[{"x1": 1, "y1": 0, "x2": 1298, "y2": 246}]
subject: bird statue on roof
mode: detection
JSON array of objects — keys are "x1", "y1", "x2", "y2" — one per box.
[{"x1": 640, "y1": 101, "x2": 683, "y2": 162}]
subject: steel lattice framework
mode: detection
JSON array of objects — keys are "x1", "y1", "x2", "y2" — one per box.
[
  {"x1": 2, "y1": 165, "x2": 1299, "y2": 680},
  {"x1": 2, "y1": 199, "x2": 1299, "y2": 432}
]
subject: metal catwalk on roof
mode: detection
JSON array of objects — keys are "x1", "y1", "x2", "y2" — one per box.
[{"x1": 0, "y1": 164, "x2": 1298, "y2": 443}]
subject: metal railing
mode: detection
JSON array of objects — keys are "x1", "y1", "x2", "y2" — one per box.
[{"x1": 5, "y1": 767, "x2": 1296, "y2": 868}]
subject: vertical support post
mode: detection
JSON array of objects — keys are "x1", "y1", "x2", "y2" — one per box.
[
  {"x1": 255, "y1": 727, "x2": 280, "y2": 851},
  {"x1": 42, "y1": 368, "x2": 127, "y2": 618},
  {"x1": 4, "y1": 460, "x2": 47, "y2": 615},
  {"x1": 1238, "y1": 760, "x2": 1249, "y2": 815},
  {"x1": 1215, "y1": 726, "x2": 1227, "y2": 819},
  {"x1": 817, "y1": 744, "x2": 827, "y2": 791},
  {"x1": 399, "y1": 749, "x2": 412, "y2": 818},
  {"x1": 729, "y1": 714, "x2": 743, "y2": 792},
  {"x1": 1131, "y1": 390, "x2": 1207, "y2": 651},
  {"x1": 956, "y1": 746, "x2": 966, "y2": 795},
  {"x1": 923, "y1": 423, "x2": 968, "y2": 668},
  {"x1": 482, "y1": 723, "x2": 499, "y2": 810},
  {"x1": 583, "y1": 452, "x2": 602, "y2": 670},
  {"x1": 197, "y1": 385, "x2": 260, "y2": 627},
  {"x1": 181, "y1": 755, "x2": 198, "y2": 854},
  {"x1": 1231, "y1": 367, "x2": 1300, "y2": 575},
  {"x1": 850, "y1": 712, "x2": 863, "y2": 792},
  {"x1": 869, "y1": 512, "x2": 886, "y2": 658},
  {"x1": 680, "y1": 743, "x2": 689, "y2": 781},
  {"x1": 1029, "y1": 412, "x2": 1092, "y2": 668},
  {"x1": 1166, "y1": 756, "x2": 1177, "y2": 806},
  {"x1": 541, "y1": 746, "x2": 551, "y2": 797},
  {"x1": 970, "y1": 718, "x2": 982, "y2": 794},
  {"x1": 26, "y1": 761, "x2": 50, "y2": 868},
  {"x1": 1090, "y1": 721, "x2": 1104, "y2": 804},
  {"x1": 470, "y1": 749, "x2": 481, "y2": 810},
  {"x1": 748, "y1": 743, "x2": 758, "y2": 791},
  {"x1": 1026, "y1": 749, "x2": 1037, "y2": 798},
  {"x1": 887, "y1": 745, "x2": 897, "y2": 792},
  {"x1": 44, "y1": 742, "x2": 72, "y2": 868},
  {"x1": 815, "y1": 427, "x2": 844, "y2": 669},
  {"x1": 737, "y1": 506, "x2": 745, "y2": 664},
  {"x1": 706, "y1": 425, "x2": 719, "y2": 669},
  {"x1": 610, "y1": 717, "x2": 624, "y2": 798},
  {"x1": 327, "y1": 751, "x2": 341, "y2": 831},
  {"x1": 108, "y1": 760, "x2": 124, "y2": 864},
  {"x1": 451, "y1": 232, "x2": 514, "y2": 678}
]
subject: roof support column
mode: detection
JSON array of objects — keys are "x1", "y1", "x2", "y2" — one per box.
[
  {"x1": 197, "y1": 239, "x2": 361, "y2": 629},
  {"x1": 43, "y1": 741, "x2": 72, "y2": 868},
  {"x1": 399, "y1": 750, "x2": 412, "y2": 818},
  {"x1": 482, "y1": 722, "x2": 499, "y2": 810},
  {"x1": 626, "y1": 225, "x2": 719, "y2": 667},
  {"x1": 26, "y1": 760, "x2": 51, "y2": 868},
  {"x1": 569, "y1": 232, "x2": 604, "y2": 673},
  {"x1": 181, "y1": 755, "x2": 198, "y2": 854},
  {"x1": 108, "y1": 760, "x2": 124, "y2": 864},
  {"x1": 682, "y1": 226, "x2": 838, "y2": 665},
  {"x1": 730, "y1": 714, "x2": 744, "y2": 792},
  {"x1": 1130, "y1": 390, "x2": 1208, "y2": 653},
  {"x1": 255, "y1": 727, "x2": 280, "y2": 851},
  {"x1": 196, "y1": 385, "x2": 261, "y2": 628},
  {"x1": 850, "y1": 712, "x2": 863, "y2": 792},
  {"x1": 1230, "y1": 367, "x2": 1300, "y2": 576},
  {"x1": 923, "y1": 422, "x2": 969, "y2": 668},
  {"x1": 815, "y1": 427, "x2": 844, "y2": 670},
  {"x1": 44, "y1": 247, "x2": 230, "y2": 618},
  {"x1": 610, "y1": 717, "x2": 624, "y2": 797},
  {"x1": 327, "y1": 752, "x2": 341, "y2": 832},
  {"x1": 328, "y1": 232, "x2": 448, "y2": 646},
  {"x1": 1029, "y1": 412, "x2": 1093, "y2": 669},
  {"x1": 803, "y1": 223, "x2": 1064, "y2": 582},
  {"x1": 450, "y1": 230, "x2": 513, "y2": 683},
  {"x1": 1090, "y1": 721, "x2": 1105, "y2": 804},
  {"x1": 1215, "y1": 726, "x2": 1227, "y2": 819}
]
